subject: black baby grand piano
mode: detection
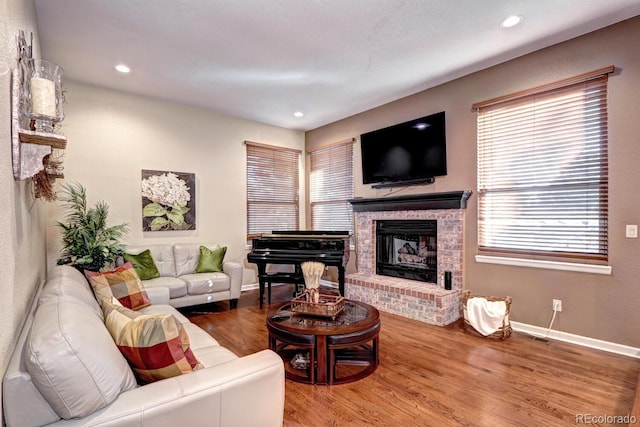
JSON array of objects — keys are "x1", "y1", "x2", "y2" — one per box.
[{"x1": 247, "y1": 230, "x2": 350, "y2": 308}]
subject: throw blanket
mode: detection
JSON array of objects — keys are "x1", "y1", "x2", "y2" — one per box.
[{"x1": 466, "y1": 297, "x2": 507, "y2": 336}]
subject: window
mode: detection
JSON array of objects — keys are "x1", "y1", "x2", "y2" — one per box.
[
  {"x1": 246, "y1": 141, "x2": 300, "y2": 239},
  {"x1": 474, "y1": 66, "x2": 613, "y2": 262},
  {"x1": 308, "y1": 138, "x2": 354, "y2": 235}
]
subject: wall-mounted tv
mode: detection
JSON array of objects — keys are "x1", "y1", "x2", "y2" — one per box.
[{"x1": 360, "y1": 111, "x2": 447, "y2": 188}]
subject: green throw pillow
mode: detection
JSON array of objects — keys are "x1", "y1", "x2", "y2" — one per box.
[
  {"x1": 196, "y1": 246, "x2": 227, "y2": 273},
  {"x1": 123, "y1": 249, "x2": 160, "y2": 280}
]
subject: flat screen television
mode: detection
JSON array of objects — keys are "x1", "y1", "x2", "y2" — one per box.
[{"x1": 360, "y1": 111, "x2": 447, "y2": 187}]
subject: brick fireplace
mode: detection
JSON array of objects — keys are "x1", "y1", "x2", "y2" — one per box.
[{"x1": 346, "y1": 191, "x2": 471, "y2": 326}]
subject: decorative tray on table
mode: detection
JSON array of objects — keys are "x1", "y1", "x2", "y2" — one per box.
[{"x1": 290, "y1": 292, "x2": 346, "y2": 319}]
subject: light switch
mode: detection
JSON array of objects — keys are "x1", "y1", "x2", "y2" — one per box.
[{"x1": 626, "y1": 224, "x2": 638, "y2": 238}]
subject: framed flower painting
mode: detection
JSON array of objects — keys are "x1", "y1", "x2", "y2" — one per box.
[{"x1": 141, "y1": 170, "x2": 196, "y2": 231}]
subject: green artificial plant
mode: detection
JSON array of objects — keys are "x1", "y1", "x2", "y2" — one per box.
[{"x1": 56, "y1": 182, "x2": 129, "y2": 272}]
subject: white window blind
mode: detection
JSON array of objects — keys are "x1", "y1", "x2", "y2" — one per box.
[
  {"x1": 475, "y1": 68, "x2": 612, "y2": 262},
  {"x1": 309, "y1": 139, "x2": 354, "y2": 235},
  {"x1": 246, "y1": 141, "x2": 300, "y2": 239}
]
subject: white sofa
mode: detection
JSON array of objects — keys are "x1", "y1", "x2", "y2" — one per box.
[
  {"x1": 2, "y1": 266, "x2": 285, "y2": 427},
  {"x1": 124, "y1": 243, "x2": 243, "y2": 309}
]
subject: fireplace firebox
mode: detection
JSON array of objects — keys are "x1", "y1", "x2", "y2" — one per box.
[{"x1": 376, "y1": 220, "x2": 437, "y2": 283}]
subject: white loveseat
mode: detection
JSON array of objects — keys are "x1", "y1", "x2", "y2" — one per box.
[
  {"x1": 124, "y1": 243, "x2": 243, "y2": 309},
  {"x1": 2, "y1": 266, "x2": 284, "y2": 427}
]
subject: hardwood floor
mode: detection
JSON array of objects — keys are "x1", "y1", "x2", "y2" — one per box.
[{"x1": 182, "y1": 286, "x2": 639, "y2": 426}]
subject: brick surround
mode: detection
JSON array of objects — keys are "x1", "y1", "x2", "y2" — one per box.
[{"x1": 346, "y1": 197, "x2": 467, "y2": 326}]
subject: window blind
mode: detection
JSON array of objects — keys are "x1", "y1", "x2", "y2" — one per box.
[
  {"x1": 246, "y1": 141, "x2": 300, "y2": 239},
  {"x1": 476, "y1": 72, "x2": 610, "y2": 261},
  {"x1": 309, "y1": 139, "x2": 354, "y2": 235}
]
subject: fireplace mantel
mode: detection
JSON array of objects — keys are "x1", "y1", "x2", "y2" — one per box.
[{"x1": 349, "y1": 190, "x2": 472, "y2": 212}]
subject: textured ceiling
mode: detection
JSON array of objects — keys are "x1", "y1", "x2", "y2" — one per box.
[{"x1": 34, "y1": 0, "x2": 640, "y2": 131}]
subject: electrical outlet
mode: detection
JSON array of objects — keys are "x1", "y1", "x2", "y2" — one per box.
[
  {"x1": 626, "y1": 224, "x2": 638, "y2": 238},
  {"x1": 553, "y1": 299, "x2": 562, "y2": 312}
]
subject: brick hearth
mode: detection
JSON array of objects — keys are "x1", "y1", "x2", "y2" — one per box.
[{"x1": 346, "y1": 192, "x2": 470, "y2": 326}]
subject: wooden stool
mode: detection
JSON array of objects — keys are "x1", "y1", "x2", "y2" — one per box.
[
  {"x1": 267, "y1": 323, "x2": 316, "y2": 384},
  {"x1": 327, "y1": 322, "x2": 380, "y2": 384}
]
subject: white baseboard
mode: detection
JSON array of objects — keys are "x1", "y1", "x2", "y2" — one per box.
[
  {"x1": 320, "y1": 279, "x2": 338, "y2": 288},
  {"x1": 241, "y1": 283, "x2": 259, "y2": 291},
  {"x1": 511, "y1": 321, "x2": 640, "y2": 359}
]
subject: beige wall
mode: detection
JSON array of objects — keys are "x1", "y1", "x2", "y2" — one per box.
[
  {"x1": 45, "y1": 81, "x2": 305, "y2": 284},
  {"x1": 0, "y1": 0, "x2": 48, "y2": 420},
  {"x1": 306, "y1": 17, "x2": 640, "y2": 347}
]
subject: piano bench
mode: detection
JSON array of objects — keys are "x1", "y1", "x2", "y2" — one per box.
[{"x1": 258, "y1": 273, "x2": 305, "y2": 307}]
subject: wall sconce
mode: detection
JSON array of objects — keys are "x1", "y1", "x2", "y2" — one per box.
[
  {"x1": 11, "y1": 31, "x2": 67, "y2": 201},
  {"x1": 21, "y1": 58, "x2": 65, "y2": 133}
]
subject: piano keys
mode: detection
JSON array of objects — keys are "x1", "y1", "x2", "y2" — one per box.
[{"x1": 247, "y1": 230, "x2": 350, "y2": 308}]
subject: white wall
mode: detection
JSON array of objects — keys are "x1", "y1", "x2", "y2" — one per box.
[
  {"x1": 0, "y1": 0, "x2": 49, "y2": 421},
  {"x1": 45, "y1": 80, "x2": 305, "y2": 283}
]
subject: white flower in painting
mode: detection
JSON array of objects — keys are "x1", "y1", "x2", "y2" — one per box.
[{"x1": 141, "y1": 172, "x2": 191, "y2": 206}]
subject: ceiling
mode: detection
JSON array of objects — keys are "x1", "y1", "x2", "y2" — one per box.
[{"x1": 34, "y1": 0, "x2": 640, "y2": 131}]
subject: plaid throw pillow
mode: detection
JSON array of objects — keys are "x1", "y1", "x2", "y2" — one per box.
[
  {"x1": 102, "y1": 298, "x2": 200, "y2": 383},
  {"x1": 85, "y1": 262, "x2": 152, "y2": 310}
]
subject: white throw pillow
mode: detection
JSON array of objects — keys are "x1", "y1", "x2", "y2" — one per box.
[{"x1": 25, "y1": 296, "x2": 137, "y2": 419}]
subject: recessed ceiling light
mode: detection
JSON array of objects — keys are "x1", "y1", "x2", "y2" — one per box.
[
  {"x1": 500, "y1": 15, "x2": 523, "y2": 28},
  {"x1": 293, "y1": 111, "x2": 304, "y2": 118},
  {"x1": 115, "y1": 64, "x2": 130, "y2": 73}
]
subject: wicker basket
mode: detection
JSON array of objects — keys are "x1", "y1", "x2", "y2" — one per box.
[
  {"x1": 290, "y1": 292, "x2": 346, "y2": 319},
  {"x1": 462, "y1": 290, "x2": 512, "y2": 339}
]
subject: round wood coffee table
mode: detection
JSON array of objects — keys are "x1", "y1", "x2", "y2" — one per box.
[{"x1": 266, "y1": 299, "x2": 380, "y2": 385}]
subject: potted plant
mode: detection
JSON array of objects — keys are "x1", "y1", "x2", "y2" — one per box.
[{"x1": 56, "y1": 182, "x2": 129, "y2": 272}]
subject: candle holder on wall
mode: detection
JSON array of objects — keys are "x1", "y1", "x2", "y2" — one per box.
[
  {"x1": 11, "y1": 31, "x2": 67, "y2": 201},
  {"x1": 21, "y1": 58, "x2": 65, "y2": 133}
]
